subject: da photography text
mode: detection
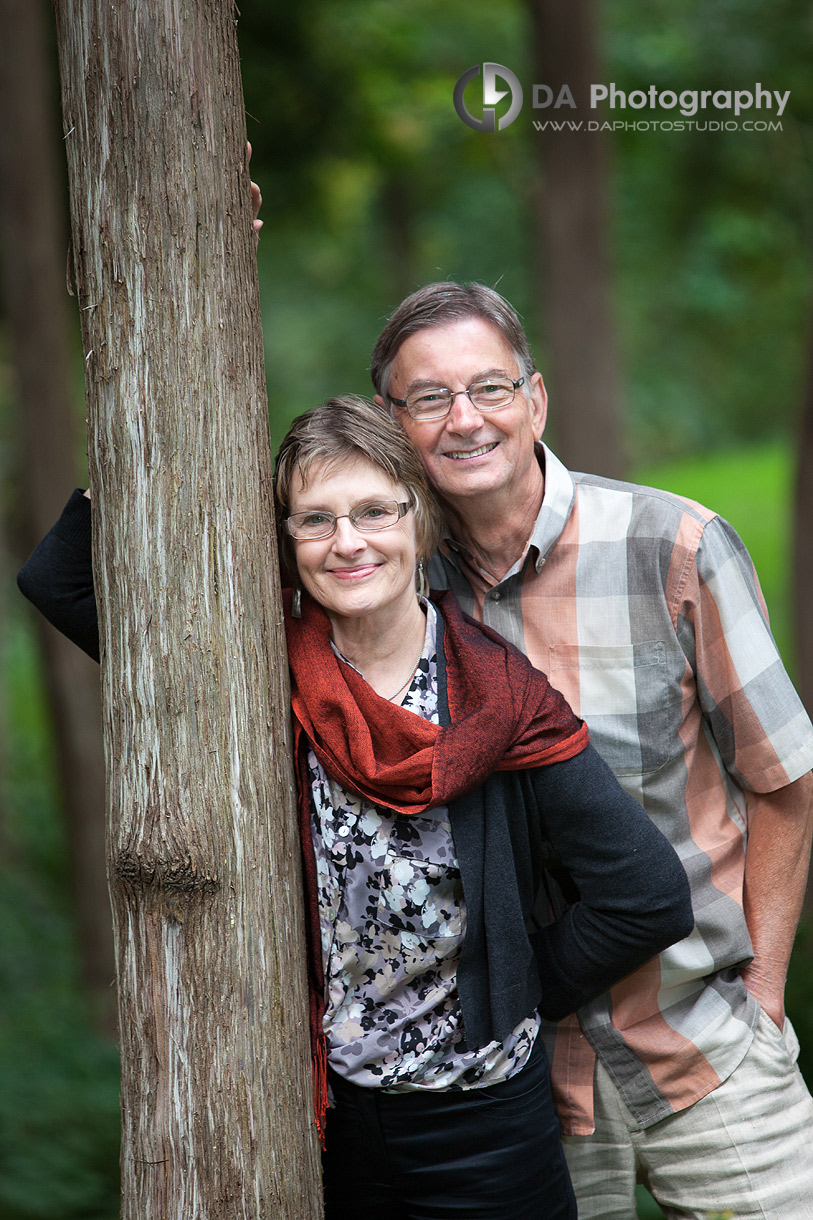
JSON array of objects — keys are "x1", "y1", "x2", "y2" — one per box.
[{"x1": 453, "y1": 63, "x2": 790, "y2": 133}]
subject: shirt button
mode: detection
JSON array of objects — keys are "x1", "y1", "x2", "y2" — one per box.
[
  {"x1": 337, "y1": 825, "x2": 350, "y2": 837},
  {"x1": 491, "y1": 590, "x2": 502, "y2": 602}
]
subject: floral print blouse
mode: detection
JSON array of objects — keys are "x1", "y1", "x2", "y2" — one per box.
[{"x1": 307, "y1": 601, "x2": 539, "y2": 1091}]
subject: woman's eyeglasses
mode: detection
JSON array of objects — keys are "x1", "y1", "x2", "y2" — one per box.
[{"x1": 285, "y1": 500, "x2": 412, "y2": 541}]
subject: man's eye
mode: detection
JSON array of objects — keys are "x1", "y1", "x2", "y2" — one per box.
[
  {"x1": 415, "y1": 390, "x2": 446, "y2": 404},
  {"x1": 477, "y1": 382, "x2": 505, "y2": 395}
]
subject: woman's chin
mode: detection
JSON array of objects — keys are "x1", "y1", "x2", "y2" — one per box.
[{"x1": 315, "y1": 581, "x2": 417, "y2": 627}]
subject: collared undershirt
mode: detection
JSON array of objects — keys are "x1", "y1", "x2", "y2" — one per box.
[{"x1": 307, "y1": 600, "x2": 539, "y2": 1091}]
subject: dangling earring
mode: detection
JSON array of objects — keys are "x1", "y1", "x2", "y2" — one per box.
[
  {"x1": 416, "y1": 561, "x2": 428, "y2": 600},
  {"x1": 292, "y1": 587, "x2": 302, "y2": 618}
]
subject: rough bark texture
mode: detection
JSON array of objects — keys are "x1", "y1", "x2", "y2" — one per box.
[
  {"x1": 50, "y1": 1, "x2": 323, "y2": 1216},
  {"x1": 0, "y1": 0, "x2": 113, "y2": 1025},
  {"x1": 530, "y1": 0, "x2": 624, "y2": 478}
]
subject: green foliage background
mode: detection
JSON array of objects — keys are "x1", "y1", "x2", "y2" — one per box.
[
  {"x1": 2, "y1": 1, "x2": 812, "y2": 1217},
  {"x1": 239, "y1": 0, "x2": 813, "y2": 461}
]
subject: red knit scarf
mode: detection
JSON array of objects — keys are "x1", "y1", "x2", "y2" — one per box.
[{"x1": 284, "y1": 588, "x2": 588, "y2": 815}]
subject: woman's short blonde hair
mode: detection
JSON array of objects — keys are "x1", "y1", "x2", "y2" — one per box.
[{"x1": 274, "y1": 395, "x2": 444, "y2": 581}]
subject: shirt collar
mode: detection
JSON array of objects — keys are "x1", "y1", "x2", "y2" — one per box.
[{"x1": 527, "y1": 444, "x2": 576, "y2": 571}]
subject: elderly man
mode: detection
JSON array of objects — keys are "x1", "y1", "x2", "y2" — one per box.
[{"x1": 370, "y1": 281, "x2": 813, "y2": 1219}]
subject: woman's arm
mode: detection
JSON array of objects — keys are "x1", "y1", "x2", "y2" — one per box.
[
  {"x1": 17, "y1": 490, "x2": 100, "y2": 661},
  {"x1": 529, "y1": 744, "x2": 694, "y2": 1020}
]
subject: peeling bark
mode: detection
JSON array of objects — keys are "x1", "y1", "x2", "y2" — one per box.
[{"x1": 50, "y1": 1, "x2": 323, "y2": 1215}]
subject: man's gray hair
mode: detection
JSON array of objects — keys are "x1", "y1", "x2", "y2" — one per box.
[{"x1": 370, "y1": 281, "x2": 538, "y2": 400}]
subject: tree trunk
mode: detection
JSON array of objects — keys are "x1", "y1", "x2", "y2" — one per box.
[
  {"x1": 0, "y1": 0, "x2": 112, "y2": 1024},
  {"x1": 50, "y1": 1, "x2": 323, "y2": 1216},
  {"x1": 530, "y1": 0, "x2": 624, "y2": 478},
  {"x1": 0, "y1": 513, "x2": 14, "y2": 867},
  {"x1": 794, "y1": 306, "x2": 813, "y2": 719},
  {"x1": 381, "y1": 172, "x2": 416, "y2": 303}
]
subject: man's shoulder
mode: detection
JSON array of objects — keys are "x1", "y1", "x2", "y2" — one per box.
[{"x1": 571, "y1": 470, "x2": 718, "y2": 537}]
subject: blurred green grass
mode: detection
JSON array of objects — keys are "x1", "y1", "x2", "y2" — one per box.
[
  {"x1": 635, "y1": 440, "x2": 794, "y2": 676},
  {"x1": 637, "y1": 1185, "x2": 666, "y2": 1218}
]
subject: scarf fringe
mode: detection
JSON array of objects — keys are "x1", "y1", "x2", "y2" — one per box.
[{"x1": 313, "y1": 1033, "x2": 328, "y2": 1150}]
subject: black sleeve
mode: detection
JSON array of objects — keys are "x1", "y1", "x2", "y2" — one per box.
[
  {"x1": 529, "y1": 744, "x2": 694, "y2": 1020},
  {"x1": 17, "y1": 490, "x2": 100, "y2": 662}
]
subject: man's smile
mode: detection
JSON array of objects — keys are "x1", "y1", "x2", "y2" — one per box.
[{"x1": 443, "y1": 442, "x2": 499, "y2": 461}]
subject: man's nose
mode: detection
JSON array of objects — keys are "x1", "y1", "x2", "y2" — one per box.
[{"x1": 445, "y1": 389, "x2": 483, "y2": 432}]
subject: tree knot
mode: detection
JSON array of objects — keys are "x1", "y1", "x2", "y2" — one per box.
[{"x1": 113, "y1": 850, "x2": 219, "y2": 894}]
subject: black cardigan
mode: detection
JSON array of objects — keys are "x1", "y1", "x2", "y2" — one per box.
[
  {"x1": 432, "y1": 607, "x2": 692, "y2": 1041},
  {"x1": 18, "y1": 491, "x2": 694, "y2": 1046}
]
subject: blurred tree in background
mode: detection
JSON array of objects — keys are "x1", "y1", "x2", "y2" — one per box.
[
  {"x1": 1, "y1": 0, "x2": 811, "y2": 1215},
  {"x1": 0, "y1": 0, "x2": 111, "y2": 1038},
  {"x1": 530, "y1": 0, "x2": 624, "y2": 478}
]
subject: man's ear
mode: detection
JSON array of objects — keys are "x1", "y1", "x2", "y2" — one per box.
[{"x1": 529, "y1": 372, "x2": 548, "y2": 441}]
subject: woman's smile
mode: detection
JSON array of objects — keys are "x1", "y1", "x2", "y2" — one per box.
[{"x1": 327, "y1": 563, "x2": 381, "y2": 580}]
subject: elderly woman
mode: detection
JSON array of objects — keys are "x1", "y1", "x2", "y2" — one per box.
[{"x1": 18, "y1": 395, "x2": 692, "y2": 1220}]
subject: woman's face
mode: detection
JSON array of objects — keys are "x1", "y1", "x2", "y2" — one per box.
[{"x1": 288, "y1": 456, "x2": 420, "y2": 628}]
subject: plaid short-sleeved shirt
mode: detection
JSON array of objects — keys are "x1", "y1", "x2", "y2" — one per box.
[{"x1": 428, "y1": 443, "x2": 813, "y2": 1134}]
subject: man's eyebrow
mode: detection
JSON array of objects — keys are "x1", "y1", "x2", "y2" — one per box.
[{"x1": 402, "y1": 368, "x2": 513, "y2": 393}]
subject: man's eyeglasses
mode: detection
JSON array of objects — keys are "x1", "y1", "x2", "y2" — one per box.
[
  {"x1": 285, "y1": 500, "x2": 412, "y2": 541},
  {"x1": 389, "y1": 376, "x2": 525, "y2": 422}
]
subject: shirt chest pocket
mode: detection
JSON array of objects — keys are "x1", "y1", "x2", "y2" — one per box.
[
  {"x1": 548, "y1": 642, "x2": 688, "y2": 776},
  {"x1": 375, "y1": 855, "x2": 464, "y2": 941},
  {"x1": 374, "y1": 815, "x2": 464, "y2": 941}
]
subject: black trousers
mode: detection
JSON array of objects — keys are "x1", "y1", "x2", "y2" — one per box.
[{"x1": 322, "y1": 1035, "x2": 577, "y2": 1220}]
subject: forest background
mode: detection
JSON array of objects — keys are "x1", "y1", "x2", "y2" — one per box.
[{"x1": 0, "y1": 1, "x2": 811, "y2": 1217}]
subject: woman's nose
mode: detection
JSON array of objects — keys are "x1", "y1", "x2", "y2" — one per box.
[{"x1": 331, "y1": 516, "x2": 367, "y2": 554}]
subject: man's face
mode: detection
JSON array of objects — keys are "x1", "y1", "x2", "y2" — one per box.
[{"x1": 380, "y1": 317, "x2": 547, "y2": 509}]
